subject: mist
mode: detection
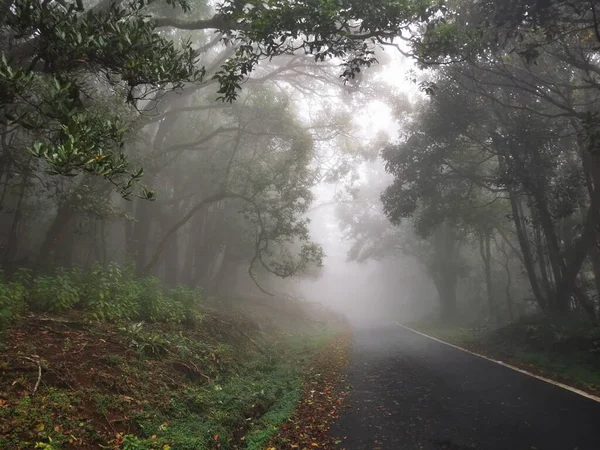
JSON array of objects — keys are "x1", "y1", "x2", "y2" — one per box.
[{"x1": 4, "y1": 1, "x2": 600, "y2": 449}]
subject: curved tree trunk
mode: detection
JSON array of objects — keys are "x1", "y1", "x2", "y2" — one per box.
[
  {"x1": 507, "y1": 187, "x2": 547, "y2": 311},
  {"x1": 554, "y1": 150, "x2": 600, "y2": 314}
]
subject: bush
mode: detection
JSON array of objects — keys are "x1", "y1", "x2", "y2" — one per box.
[
  {"x1": 137, "y1": 277, "x2": 170, "y2": 322},
  {"x1": 1, "y1": 263, "x2": 205, "y2": 325},
  {"x1": 81, "y1": 263, "x2": 141, "y2": 321},
  {"x1": 0, "y1": 270, "x2": 28, "y2": 330},
  {"x1": 137, "y1": 280, "x2": 204, "y2": 324},
  {"x1": 166, "y1": 285, "x2": 204, "y2": 325},
  {"x1": 29, "y1": 269, "x2": 80, "y2": 312}
]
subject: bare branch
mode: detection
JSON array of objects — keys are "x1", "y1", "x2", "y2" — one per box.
[{"x1": 18, "y1": 355, "x2": 42, "y2": 395}]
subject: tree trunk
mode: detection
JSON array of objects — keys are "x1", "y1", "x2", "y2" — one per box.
[
  {"x1": 531, "y1": 209, "x2": 555, "y2": 302},
  {"x1": 432, "y1": 271, "x2": 458, "y2": 322},
  {"x1": 38, "y1": 203, "x2": 77, "y2": 266},
  {"x1": 4, "y1": 169, "x2": 28, "y2": 265},
  {"x1": 124, "y1": 199, "x2": 136, "y2": 262},
  {"x1": 479, "y1": 233, "x2": 496, "y2": 320},
  {"x1": 554, "y1": 121, "x2": 600, "y2": 313},
  {"x1": 163, "y1": 208, "x2": 180, "y2": 286},
  {"x1": 134, "y1": 199, "x2": 152, "y2": 275},
  {"x1": 429, "y1": 223, "x2": 460, "y2": 322},
  {"x1": 590, "y1": 248, "x2": 600, "y2": 303},
  {"x1": 508, "y1": 188, "x2": 548, "y2": 310},
  {"x1": 553, "y1": 156, "x2": 600, "y2": 313},
  {"x1": 142, "y1": 192, "x2": 232, "y2": 275},
  {"x1": 574, "y1": 282, "x2": 596, "y2": 321},
  {"x1": 496, "y1": 237, "x2": 515, "y2": 322}
]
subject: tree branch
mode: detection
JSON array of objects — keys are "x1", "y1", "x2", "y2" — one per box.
[
  {"x1": 153, "y1": 14, "x2": 239, "y2": 31},
  {"x1": 163, "y1": 127, "x2": 240, "y2": 153}
]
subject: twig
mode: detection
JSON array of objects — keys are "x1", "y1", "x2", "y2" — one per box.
[
  {"x1": 46, "y1": 367, "x2": 75, "y2": 391},
  {"x1": 204, "y1": 314, "x2": 265, "y2": 353},
  {"x1": 73, "y1": 342, "x2": 88, "y2": 354},
  {"x1": 18, "y1": 355, "x2": 41, "y2": 395},
  {"x1": 41, "y1": 326, "x2": 66, "y2": 335},
  {"x1": 172, "y1": 359, "x2": 211, "y2": 381}
]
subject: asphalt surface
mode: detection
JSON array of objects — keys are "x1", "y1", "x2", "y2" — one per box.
[{"x1": 330, "y1": 325, "x2": 600, "y2": 450}]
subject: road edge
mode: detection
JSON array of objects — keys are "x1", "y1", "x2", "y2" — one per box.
[{"x1": 395, "y1": 322, "x2": 600, "y2": 404}]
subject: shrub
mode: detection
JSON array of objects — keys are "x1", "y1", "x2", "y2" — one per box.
[
  {"x1": 29, "y1": 269, "x2": 80, "y2": 312},
  {"x1": 138, "y1": 277, "x2": 172, "y2": 322},
  {"x1": 82, "y1": 263, "x2": 141, "y2": 321},
  {"x1": 1, "y1": 263, "x2": 205, "y2": 325},
  {"x1": 0, "y1": 270, "x2": 28, "y2": 330},
  {"x1": 166, "y1": 285, "x2": 204, "y2": 325}
]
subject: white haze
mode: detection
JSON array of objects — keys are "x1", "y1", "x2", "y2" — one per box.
[{"x1": 293, "y1": 50, "x2": 437, "y2": 328}]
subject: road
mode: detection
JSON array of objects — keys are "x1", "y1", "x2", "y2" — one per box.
[{"x1": 330, "y1": 325, "x2": 600, "y2": 450}]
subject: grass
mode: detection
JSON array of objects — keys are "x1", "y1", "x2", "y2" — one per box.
[
  {"x1": 513, "y1": 350, "x2": 600, "y2": 388},
  {"x1": 411, "y1": 317, "x2": 600, "y2": 394},
  {"x1": 0, "y1": 264, "x2": 350, "y2": 449},
  {"x1": 0, "y1": 311, "x2": 345, "y2": 449},
  {"x1": 415, "y1": 324, "x2": 479, "y2": 345}
]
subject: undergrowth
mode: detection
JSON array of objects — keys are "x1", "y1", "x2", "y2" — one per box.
[
  {"x1": 0, "y1": 266, "x2": 344, "y2": 450},
  {"x1": 0, "y1": 264, "x2": 203, "y2": 330},
  {"x1": 0, "y1": 318, "x2": 333, "y2": 449}
]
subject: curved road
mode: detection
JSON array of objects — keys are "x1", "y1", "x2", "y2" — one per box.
[{"x1": 331, "y1": 325, "x2": 600, "y2": 450}]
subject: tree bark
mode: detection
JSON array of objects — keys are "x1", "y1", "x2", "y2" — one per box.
[
  {"x1": 124, "y1": 199, "x2": 135, "y2": 262},
  {"x1": 38, "y1": 203, "x2": 77, "y2": 266},
  {"x1": 531, "y1": 208, "x2": 555, "y2": 302},
  {"x1": 507, "y1": 187, "x2": 548, "y2": 310},
  {"x1": 133, "y1": 199, "x2": 152, "y2": 275},
  {"x1": 553, "y1": 151, "x2": 600, "y2": 313},
  {"x1": 4, "y1": 169, "x2": 28, "y2": 265},
  {"x1": 479, "y1": 233, "x2": 496, "y2": 320},
  {"x1": 163, "y1": 207, "x2": 180, "y2": 286}
]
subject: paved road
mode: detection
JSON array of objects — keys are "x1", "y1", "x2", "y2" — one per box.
[{"x1": 330, "y1": 325, "x2": 600, "y2": 450}]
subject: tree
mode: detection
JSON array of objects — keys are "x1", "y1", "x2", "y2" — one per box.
[
  {"x1": 1, "y1": 0, "x2": 445, "y2": 195},
  {"x1": 1, "y1": 0, "x2": 203, "y2": 197},
  {"x1": 382, "y1": 54, "x2": 599, "y2": 319}
]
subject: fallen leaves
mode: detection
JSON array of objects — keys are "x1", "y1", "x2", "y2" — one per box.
[{"x1": 268, "y1": 330, "x2": 352, "y2": 450}]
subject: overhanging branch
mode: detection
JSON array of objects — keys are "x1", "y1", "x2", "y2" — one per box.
[{"x1": 153, "y1": 14, "x2": 239, "y2": 31}]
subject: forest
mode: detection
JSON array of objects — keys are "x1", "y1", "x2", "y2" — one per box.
[{"x1": 2, "y1": 0, "x2": 600, "y2": 449}]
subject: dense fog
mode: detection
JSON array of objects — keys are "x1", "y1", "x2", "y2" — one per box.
[{"x1": 3, "y1": 0, "x2": 600, "y2": 329}]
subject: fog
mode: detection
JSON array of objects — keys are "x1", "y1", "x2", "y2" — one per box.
[
  {"x1": 6, "y1": 3, "x2": 600, "y2": 449},
  {"x1": 3, "y1": 0, "x2": 600, "y2": 333}
]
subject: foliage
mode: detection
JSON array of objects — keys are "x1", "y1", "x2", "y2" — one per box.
[
  {"x1": 80, "y1": 263, "x2": 142, "y2": 321},
  {"x1": 380, "y1": 18, "x2": 600, "y2": 317},
  {"x1": 207, "y1": 0, "x2": 442, "y2": 101},
  {"x1": 29, "y1": 270, "x2": 80, "y2": 313},
  {"x1": 0, "y1": 307, "x2": 345, "y2": 449},
  {"x1": 0, "y1": 271, "x2": 28, "y2": 330},
  {"x1": 1, "y1": 0, "x2": 444, "y2": 194},
  {"x1": 0, "y1": 264, "x2": 205, "y2": 329},
  {"x1": 2, "y1": 0, "x2": 203, "y2": 196},
  {"x1": 120, "y1": 322, "x2": 172, "y2": 356}
]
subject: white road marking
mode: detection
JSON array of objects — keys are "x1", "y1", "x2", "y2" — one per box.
[{"x1": 395, "y1": 322, "x2": 600, "y2": 404}]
